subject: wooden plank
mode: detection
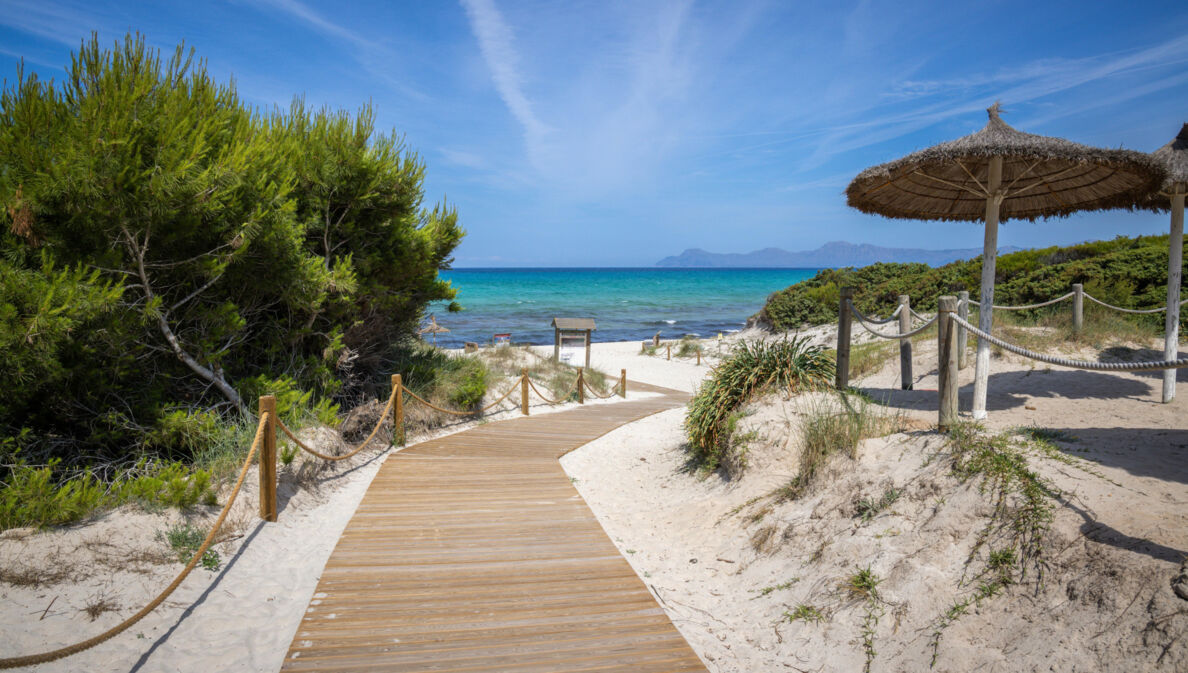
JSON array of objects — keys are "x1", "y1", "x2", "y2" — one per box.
[{"x1": 281, "y1": 382, "x2": 705, "y2": 672}]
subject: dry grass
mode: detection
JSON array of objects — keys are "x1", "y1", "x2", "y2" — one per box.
[
  {"x1": 81, "y1": 592, "x2": 119, "y2": 621},
  {"x1": 0, "y1": 562, "x2": 74, "y2": 587}
]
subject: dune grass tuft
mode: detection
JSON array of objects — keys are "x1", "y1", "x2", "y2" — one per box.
[{"x1": 684, "y1": 337, "x2": 832, "y2": 473}]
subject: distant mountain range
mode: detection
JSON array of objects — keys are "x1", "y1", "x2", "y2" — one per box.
[{"x1": 655, "y1": 241, "x2": 1022, "y2": 268}]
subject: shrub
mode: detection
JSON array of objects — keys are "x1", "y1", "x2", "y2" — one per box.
[
  {"x1": 684, "y1": 337, "x2": 832, "y2": 472},
  {"x1": 753, "y1": 234, "x2": 1186, "y2": 332}
]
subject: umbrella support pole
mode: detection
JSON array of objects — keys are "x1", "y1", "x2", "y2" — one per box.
[
  {"x1": 1165, "y1": 192, "x2": 1184, "y2": 404},
  {"x1": 972, "y1": 158, "x2": 1003, "y2": 421}
]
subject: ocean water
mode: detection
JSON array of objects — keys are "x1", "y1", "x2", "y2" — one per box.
[{"x1": 426, "y1": 268, "x2": 819, "y2": 348}]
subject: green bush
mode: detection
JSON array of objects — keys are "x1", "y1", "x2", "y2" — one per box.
[
  {"x1": 0, "y1": 458, "x2": 217, "y2": 530},
  {"x1": 0, "y1": 33, "x2": 461, "y2": 472},
  {"x1": 685, "y1": 337, "x2": 833, "y2": 472},
  {"x1": 446, "y1": 359, "x2": 489, "y2": 409},
  {"x1": 0, "y1": 459, "x2": 107, "y2": 529},
  {"x1": 754, "y1": 234, "x2": 1186, "y2": 331}
]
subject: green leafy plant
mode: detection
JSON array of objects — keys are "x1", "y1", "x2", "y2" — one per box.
[
  {"x1": 685, "y1": 337, "x2": 832, "y2": 472},
  {"x1": 784, "y1": 603, "x2": 826, "y2": 624},
  {"x1": 156, "y1": 523, "x2": 220, "y2": 572}
]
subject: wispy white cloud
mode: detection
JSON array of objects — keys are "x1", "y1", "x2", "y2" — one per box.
[
  {"x1": 248, "y1": 0, "x2": 428, "y2": 102},
  {"x1": 251, "y1": 0, "x2": 377, "y2": 52},
  {"x1": 458, "y1": 0, "x2": 549, "y2": 156}
]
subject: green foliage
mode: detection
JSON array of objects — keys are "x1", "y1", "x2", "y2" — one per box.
[
  {"x1": 785, "y1": 603, "x2": 826, "y2": 624},
  {"x1": 157, "y1": 523, "x2": 221, "y2": 571},
  {"x1": 0, "y1": 458, "x2": 216, "y2": 530},
  {"x1": 0, "y1": 460, "x2": 107, "y2": 529},
  {"x1": 391, "y1": 342, "x2": 490, "y2": 410},
  {"x1": 685, "y1": 337, "x2": 832, "y2": 472},
  {"x1": 446, "y1": 359, "x2": 489, "y2": 409},
  {"x1": 755, "y1": 234, "x2": 1186, "y2": 331},
  {"x1": 0, "y1": 33, "x2": 462, "y2": 475},
  {"x1": 239, "y1": 375, "x2": 340, "y2": 427}
]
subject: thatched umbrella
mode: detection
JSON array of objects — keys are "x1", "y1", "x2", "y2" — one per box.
[
  {"x1": 847, "y1": 104, "x2": 1165, "y2": 419},
  {"x1": 420, "y1": 314, "x2": 450, "y2": 346},
  {"x1": 1146, "y1": 123, "x2": 1187, "y2": 403}
]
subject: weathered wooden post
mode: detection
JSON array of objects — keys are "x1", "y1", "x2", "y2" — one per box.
[
  {"x1": 957, "y1": 291, "x2": 970, "y2": 370},
  {"x1": 391, "y1": 374, "x2": 404, "y2": 446},
  {"x1": 258, "y1": 395, "x2": 277, "y2": 522},
  {"x1": 620, "y1": 369, "x2": 627, "y2": 398},
  {"x1": 520, "y1": 368, "x2": 529, "y2": 415},
  {"x1": 1165, "y1": 192, "x2": 1184, "y2": 404},
  {"x1": 1072, "y1": 283, "x2": 1084, "y2": 334},
  {"x1": 835, "y1": 287, "x2": 853, "y2": 390},
  {"x1": 696, "y1": 350, "x2": 701, "y2": 366},
  {"x1": 667, "y1": 344, "x2": 671, "y2": 361},
  {"x1": 937, "y1": 296, "x2": 959, "y2": 431},
  {"x1": 898, "y1": 295, "x2": 913, "y2": 390},
  {"x1": 577, "y1": 368, "x2": 585, "y2": 404}
]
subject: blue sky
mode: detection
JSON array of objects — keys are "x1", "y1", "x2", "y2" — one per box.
[{"x1": 2, "y1": 1, "x2": 1186, "y2": 267}]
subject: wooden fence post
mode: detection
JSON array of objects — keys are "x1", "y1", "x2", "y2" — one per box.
[
  {"x1": 392, "y1": 374, "x2": 404, "y2": 446},
  {"x1": 1164, "y1": 192, "x2": 1184, "y2": 404},
  {"x1": 835, "y1": 287, "x2": 853, "y2": 390},
  {"x1": 696, "y1": 350, "x2": 700, "y2": 366},
  {"x1": 957, "y1": 291, "x2": 969, "y2": 370},
  {"x1": 620, "y1": 369, "x2": 627, "y2": 398},
  {"x1": 258, "y1": 395, "x2": 277, "y2": 522},
  {"x1": 521, "y1": 368, "x2": 529, "y2": 415},
  {"x1": 898, "y1": 294, "x2": 913, "y2": 390},
  {"x1": 937, "y1": 296, "x2": 959, "y2": 431},
  {"x1": 666, "y1": 344, "x2": 671, "y2": 361},
  {"x1": 1072, "y1": 283, "x2": 1084, "y2": 334},
  {"x1": 577, "y1": 368, "x2": 585, "y2": 404}
]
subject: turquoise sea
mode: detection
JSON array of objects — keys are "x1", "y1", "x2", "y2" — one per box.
[{"x1": 427, "y1": 268, "x2": 819, "y2": 348}]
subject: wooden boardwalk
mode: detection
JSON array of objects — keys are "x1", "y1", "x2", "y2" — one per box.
[{"x1": 282, "y1": 383, "x2": 707, "y2": 672}]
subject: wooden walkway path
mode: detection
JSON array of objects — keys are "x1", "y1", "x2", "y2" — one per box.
[{"x1": 282, "y1": 382, "x2": 707, "y2": 672}]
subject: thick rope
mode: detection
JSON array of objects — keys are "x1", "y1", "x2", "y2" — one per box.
[
  {"x1": 849, "y1": 304, "x2": 903, "y2": 325},
  {"x1": 582, "y1": 379, "x2": 621, "y2": 400},
  {"x1": 527, "y1": 377, "x2": 579, "y2": 405},
  {"x1": 909, "y1": 307, "x2": 932, "y2": 321},
  {"x1": 1083, "y1": 292, "x2": 1188, "y2": 314},
  {"x1": 477, "y1": 379, "x2": 524, "y2": 413},
  {"x1": 965, "y1": 292, "x2": 1074, "y2": 310},
  {"x1": 279, "y1": 386, "x2": 397, "y2": 461},
  {"x1": 400, "y1": 387, "x2": 482, "y2": 417},
  {"x1": 849, "y1": 301, "x2": 938, "y2": 339},
  {"x1": 398, "y1": 377, "x2": 526, "y2": 417},
  {"x1": 950, "y1": 315, "x2": 1188, "y2": 371},
  {"x1": 0, "y1": 414, "x2": 270, "y2": 669}
]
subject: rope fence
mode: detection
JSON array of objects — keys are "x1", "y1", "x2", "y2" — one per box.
[
  {"x1": 947, "y1": 315, "x2": 1188, "y2": 372},
  {"x1": 1083, "y1": 292, "x2": 1188, "y2": 315},
  {"x1": 966, "y1": 291, "x2": 1074, "y2": 311},
  {"x1": 1, "y1": 362, "x2": 630, "y2": 668},
  {"x1": 837, "y1": 284, "x2": 1186, "y2": 426},
  {"x1": 0, "y1": 413, "x2": 270, "y2": 670},
  {"x1": 849, "y1": 301, "x2": 938, "y2": 340}
]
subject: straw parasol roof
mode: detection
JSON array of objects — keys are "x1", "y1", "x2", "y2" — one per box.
[
  {"x1": 845, "y1": 103, "x2": 1167, "y2": 420},
  {"x1": 1147, "y1": 123, "x2": 1188, "y2": 201},
  {"x1": 847, "y1": 104, "x2": 1166, "y2": 222},
  {"x1": 420, "y1": 314, "x2": 450, "y2": 345}
]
